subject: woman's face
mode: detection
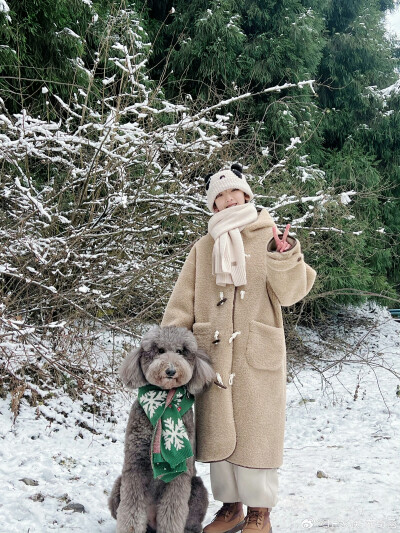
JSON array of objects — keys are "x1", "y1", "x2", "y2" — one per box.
[{"x1": 213, "y1": 188, "x2": 248, "y2": 212}]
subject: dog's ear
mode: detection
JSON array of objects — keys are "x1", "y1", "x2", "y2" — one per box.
[
  {"x1": 119, "y1": 346, "x2": 147, "y2": 389},
  {"x1": 187, "y1": 348, "x2": 215, "y2": 395}
]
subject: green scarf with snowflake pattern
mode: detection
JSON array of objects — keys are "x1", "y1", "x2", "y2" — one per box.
[{"x1": 137, "y1": 384, "x2": 195, "y2": 483}]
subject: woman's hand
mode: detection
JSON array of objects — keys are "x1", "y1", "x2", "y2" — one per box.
[{"x1": 272, "y1": 224, "x2": 292, "y2": 253}]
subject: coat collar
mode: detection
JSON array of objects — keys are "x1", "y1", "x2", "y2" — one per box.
[{"x1": 242, "y1": 207, "x2": 275, "y2": 234}]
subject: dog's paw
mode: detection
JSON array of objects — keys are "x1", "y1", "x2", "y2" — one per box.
[{"x1": 116, "y1": 509, "x2": 141, "y2": 533}]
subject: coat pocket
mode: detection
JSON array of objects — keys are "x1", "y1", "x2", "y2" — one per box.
[
  {"x1": 246, "y1": 320, "x2": 285, "y2": 370},
  {"x1": 192, "y1": 322, "x2": 212, "y2": 354}
]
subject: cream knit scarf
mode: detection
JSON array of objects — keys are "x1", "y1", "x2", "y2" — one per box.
[{"x1": 208, "y1": 203, "x2": 258, "y2": 286}]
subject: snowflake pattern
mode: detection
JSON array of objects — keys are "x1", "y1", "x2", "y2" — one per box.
[
  {"x1": 175, "y1": 391, "x2": 183, "y2": 401},
  {"x1": 163, "y1": 417, "x2": 188, "y2": 451},
  {"x1": 140, "y1": 390, "x2": 167, "y2": 418}
]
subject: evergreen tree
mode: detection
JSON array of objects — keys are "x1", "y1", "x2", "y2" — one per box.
[
  {"x1": 0, "y1": 0, "x2": 93, "y2": 115},
  {"x1": 317, "y1": 0, "x2": 396, "y2": 147},
  {"x1": 315, "y1": 0, "x2": 399, "y2": 295},
  {"x1": 155, "y1": 0, "x2": 325, "y2": 159},
  {"x1": 140, "y1": 0, "x2": 400, "y2": 304},
  {"x1": 361, "y1": 80, "x2": 400, "y2": 288}
]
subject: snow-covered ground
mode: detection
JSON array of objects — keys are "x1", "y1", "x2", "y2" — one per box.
[{"x1": 0, "y1": 304, "x2": 399, "y2": 532}]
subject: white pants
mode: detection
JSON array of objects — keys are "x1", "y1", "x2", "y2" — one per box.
[{"x1": 210, "y1": 461, "x2": 279, "y2": 509}]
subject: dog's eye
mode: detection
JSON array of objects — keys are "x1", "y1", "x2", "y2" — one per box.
[
  {"x1": 158, "y1": 347, "x2": 165, "y2": 354},
  {"x1": 177, "y1": 349, "x2": 183, "y2": 355}
]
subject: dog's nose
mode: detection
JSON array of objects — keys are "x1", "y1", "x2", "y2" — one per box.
[{"x1": 165, "y1": 367, "x2": 176, "y2": 377}]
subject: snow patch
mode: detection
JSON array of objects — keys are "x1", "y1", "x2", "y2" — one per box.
[{"x1": 0, "y1": 306, "x2": 399, "y2": 531}]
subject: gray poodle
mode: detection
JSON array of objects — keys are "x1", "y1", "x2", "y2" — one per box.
[{"x1": 108, "y1": 325, "x2": 215, "y2": 533}]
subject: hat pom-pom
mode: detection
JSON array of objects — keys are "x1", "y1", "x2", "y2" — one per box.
[
  {"x1": 230, "y1": 163, "x2": 242, "y2": 178},
  {"x1": 231, "y1": 163, "x2": 242, "y2": 172}
]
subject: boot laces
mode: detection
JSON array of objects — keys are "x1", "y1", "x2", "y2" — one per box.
[{"x1": 247, "y1": 508, "x2": 264, "y2": 526}]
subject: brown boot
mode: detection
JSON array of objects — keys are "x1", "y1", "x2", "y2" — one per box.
[
  {"x1": 203, "y1": 502, "x2": 246, "y2": 533},
  {"x1": 242, "y1": 507, "x2": 272, "y2": 532}
]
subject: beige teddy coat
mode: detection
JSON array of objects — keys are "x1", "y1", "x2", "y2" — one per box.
[{"x1": 161, "y1": 208, "x2": 316, "y2": 468}]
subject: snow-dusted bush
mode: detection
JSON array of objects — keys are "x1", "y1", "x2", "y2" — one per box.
[
  {"x1": 2, "y1": 1, "x2": 396, "y2": 405},
  {"x1": 0, "y1": 5, "x2": 328, "y2": 399}
]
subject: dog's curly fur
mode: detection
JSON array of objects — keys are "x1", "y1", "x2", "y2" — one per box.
[{"x1": 108, "y1": 325, "x2": 215, "y2": 533}]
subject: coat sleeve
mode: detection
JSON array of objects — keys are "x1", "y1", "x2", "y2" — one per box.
[
  {"x1": 266, "y1": 235, "x2": 316, "y2": 307},
  {"x1": 161, "y1": 244, "x2": 196, "y2": 330}
]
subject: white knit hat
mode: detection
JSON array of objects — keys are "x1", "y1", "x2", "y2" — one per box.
[{"x1": 205, "y1": 164, "x2": 254, "y2": 212}]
